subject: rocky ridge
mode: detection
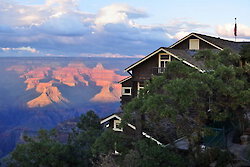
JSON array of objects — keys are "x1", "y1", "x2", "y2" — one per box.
[{"x1": 7, "y1": 63, "x2": 126, "y2": 108}]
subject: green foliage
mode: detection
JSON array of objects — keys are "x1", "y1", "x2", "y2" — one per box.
[
  {"x1": 240, "y1": 44, "x2": 250, "y2": 62},
  {"x1": 194, "y1": 148, "x2": 233, "y2": 167},
  {"x1": 123, "y1": 139, "x2": 187, "y2": 167},
  {"x1": 7, "y1": 110, "x2": 103, "y2": 167},
  {"x1": 123, "y1": 47, "x2": 250, "y2": 165},
  {"x1": 77, "y1": 110, "x2": 102, "y2": 131},
  {"x1": 92, "y1": 129, "x2": 135, "y2": 157},
  {"x1": 7, "y1": 129, "x2": 72, "y2": 167}
]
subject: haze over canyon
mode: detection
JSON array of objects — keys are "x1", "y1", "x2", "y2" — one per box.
[{"x1": 0, "y1": 57, "x2": 137, "y2": 158}]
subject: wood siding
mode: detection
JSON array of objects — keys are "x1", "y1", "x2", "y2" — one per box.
[
  {"x1": 132, "y1": 52, "x2": 160, "y2": 81},
  {"x1": 121, "y1": 78, "x2": 133, "y2": 105}
]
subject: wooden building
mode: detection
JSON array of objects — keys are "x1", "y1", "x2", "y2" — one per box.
[
  {"x1": 119, "y1": 32, "x2": 250, "y2": 105},
  {"x1": 101, "y1": 32, "x2": 250, "y2": 145}
]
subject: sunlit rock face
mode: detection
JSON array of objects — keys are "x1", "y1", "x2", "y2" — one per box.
[
  {"x1": 7, "y1": 62, "x2": 127, "y2": 108},
  {"x1": 0, "y1": 57, "x2": 136, "y2": 159}
]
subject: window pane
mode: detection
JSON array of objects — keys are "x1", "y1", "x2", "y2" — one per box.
[
  {"x1": 161, "y1": 61, "x2": 165, "y2": 67},
  {"x1": 160, "y1": 55, "x2": 170, "y2": 60},
  {"x1": 124, "y1": 89, "x2": 130, "y2": 93}
]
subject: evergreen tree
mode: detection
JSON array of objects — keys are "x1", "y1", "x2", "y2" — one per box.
[{"x1": 6, "y1": 110, "x2": 103, "y2": 167}]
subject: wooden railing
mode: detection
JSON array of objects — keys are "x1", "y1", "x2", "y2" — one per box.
[{"x1": 152, "y1": 67, "x2": 167, "y2": 75}]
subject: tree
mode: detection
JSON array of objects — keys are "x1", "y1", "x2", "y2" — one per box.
[
  {"x1": 123, "y1": 47, "x2": 250, "y2": 165},
  {"x1": 6, "y1": 129, "x2": 72, "y2": 167},
  {"x1": 6, "y1": 110, "x2": 103, "y2": 167},
  {"x1": 123, "y1": 139, "x2": 187, "y2": 167}
]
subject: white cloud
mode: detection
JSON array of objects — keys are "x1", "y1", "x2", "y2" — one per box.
[
  {"x1": 0, "y1": 1, "x2": 211, "y2": 57},
  {"x1": 166, "y1": 31, "x2": 190, "y2": 40},
  {"x1": 216, "y1": 23, "x2": 250, "y2": 39},
  {"x1": 164, "y1": 18, "x2": 209, "y2": 40},
  {"x1": 0, "y1": 0, "x2": 89, "y2": 27},
  {"x1": 94, "y1": 4, "x2": 147, "y2": 30},
  {"x1": 1, "y1": 47, "x2": 39, "y2": 53}
]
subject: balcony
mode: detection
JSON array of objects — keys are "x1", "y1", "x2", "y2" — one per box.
[{"x1": 152, "y1": 67, "x2": 167, "y2": 75}]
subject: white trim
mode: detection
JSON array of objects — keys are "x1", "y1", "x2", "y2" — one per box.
[
  {"x1": 125, "y1": 47, "x2": 205, "y2": 73},
  {"x1": 128, "y1": 123, "x2": 136, "y2": 130},
  {"x1": 101, "y1": 114, "x2": 136, "y2": 130},
  {"x1": 124, "y1": 33, "x2": 227, "y2": 73},
  {"x1": 125, "y1": 48, "x2": 167, "y2": 72},
  {"x1": 101, "y1": 114, "x2": 165, "y2": 146},
  {"x1": 158, "y1": 53, "x2": 171, "y2": 67},
  {"x1": 125, "y1": 48, "x2": 182, "y2": 72},
  {"x1": 113, "y1": 119, "x2": 123, "y2": 132},
  {"x1": 122, "y1": 87, "x2": 132, "y2": 96},
  {"x1": 182, "y1": 60, "x2": 205, "y2": 73},
  {"x1": 158, "y1": 53, "x2": 172, "y2": 73},
  {"x1": 189, "y1": 39, "x2": 200, "y2": 50},
  {"x1": 161, "y1": 48, "x2": 205, "y2": 72},
  {"x1": 100, "y1": 114, "x2": 121, "y2": 124},
  {"x1": 142, "y1": 132, "x2": 163, "y2": 146},
  {"x1": 169, "y1": 33, "x2": 223, "y2": 50},
  {"x1": 137, "y1": 82, "x2": 144, "y2": 96},
  {"x1": 118, "y1": 76, "x2": 132, "y2": 84}
]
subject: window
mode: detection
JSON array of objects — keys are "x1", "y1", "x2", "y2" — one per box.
[
  {"x1": 122, "y1": 87, "x2": 132, "y2": 95},
  {"x1": 158, "y1": 53, "x2": 171, "y2": 73},
  {"x1": 189, "y1": 39, "x2": 199, "y2": 50},
  {"x1": 113, "y1": 120, "x2": 123, "y2": 132}
]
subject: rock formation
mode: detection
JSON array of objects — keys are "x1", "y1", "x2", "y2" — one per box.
[{"x1": 7, "y1": 62, "x2": 127, "y2": 108}]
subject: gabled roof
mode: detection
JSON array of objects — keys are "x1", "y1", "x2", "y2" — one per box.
[
  {"x1": 125, "y1": 47, "x2": 205, "y2": 72},
  {"x1": 170, "y1": 32, "x2": 250, "y2": 53},
  {"x1": 125, "y1": 32, "x2": 250, "y2": 72},
  {"x1": 100, "y1": 112, "x2": 123, "y2": 124},
  {"x1": 169, "y1": 33, "x2": 223, "y2": 50},
  {"x1": 125, "y1": 47, "x2": 167, "y2": 72}
]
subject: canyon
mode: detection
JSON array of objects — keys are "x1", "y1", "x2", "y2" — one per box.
[
  {"x1": 7, "y1": 62, "x2": 126, "y2": 108},
  {"x1": 0, "y1": 57, "x2": 137, "y2": 158}
]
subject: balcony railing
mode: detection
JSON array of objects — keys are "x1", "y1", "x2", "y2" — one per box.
[{"x1": 152, "y1": 67, "x2": 167, "y2": 75}]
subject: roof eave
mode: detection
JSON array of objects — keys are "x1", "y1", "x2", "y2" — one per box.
[{"x1": 169, "y1": 33, "x2": 223, "y2": 50}]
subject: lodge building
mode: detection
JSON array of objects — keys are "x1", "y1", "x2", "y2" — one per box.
[{"x1": 101, "y1": 32, "x2": 250, "y2": 141}]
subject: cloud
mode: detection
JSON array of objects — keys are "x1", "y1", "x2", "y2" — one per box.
[
  {"x1": 94, "y1": 3, "x2": 147, "y2": 30},
  {"x1": 0, "y1": 1, "x2": 212, "y2": 58},
  {"x1": 164, "y1": 18, "x2": 209, "y2": 40},
  {"x1": 37, "y1": 13, "x2": 92, "y2": 36},
  {"x1": 216, "y1": 23, "x2": 250, "y2": 39},
  {"x1": 1, "y1": 47, "x2": 39, "y2": 53}
]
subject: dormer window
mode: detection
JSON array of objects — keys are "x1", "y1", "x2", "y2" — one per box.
[
  {"x1": 189, "y1": 39, "x2": 199, "y2": 50},
  {"x1": 158, "y1": 53, "x2": 171, "y2": 73}
]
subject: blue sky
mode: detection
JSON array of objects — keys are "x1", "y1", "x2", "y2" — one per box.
[{"x1": 0, "y1": 0, "x2": 250, "y2": 58}]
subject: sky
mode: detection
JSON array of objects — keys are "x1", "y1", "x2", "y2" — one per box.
[{"x1": 0, "y1": 0, "x2": 250, "y2": 58}]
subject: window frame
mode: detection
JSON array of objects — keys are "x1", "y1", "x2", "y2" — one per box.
[
  {"x1": 189, "y1": 39, "x2": 200, "y2": 50},
  {"x1": 122, "y1": 87, "x2": 132, "y2": 95},
  {"x1": 158, "y1": 53, "x2": 171, "y2": 73},
  {"x1": 113, "y1": 119, "x2": 123, "y2": 132}
]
